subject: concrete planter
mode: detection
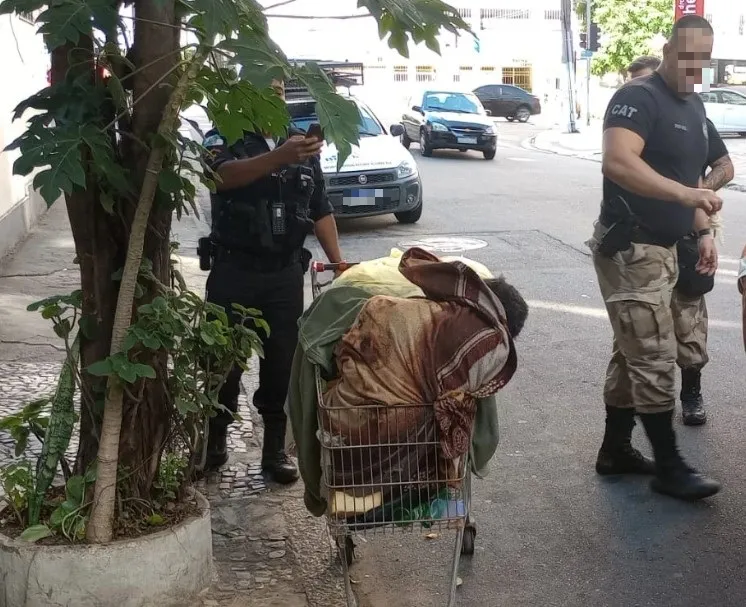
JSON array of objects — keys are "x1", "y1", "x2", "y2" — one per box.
[{"x1": 0, "y1": 491, "x2": 213, "y2": 607}]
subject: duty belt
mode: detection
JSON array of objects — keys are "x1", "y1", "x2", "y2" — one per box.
[{"x1": 214, "y1": 246, "x2": 302, "y2": 272}]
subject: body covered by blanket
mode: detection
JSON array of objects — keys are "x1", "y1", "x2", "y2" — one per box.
[{"x1": 286, "y1": 249, "x2": 514, "y2": 516}]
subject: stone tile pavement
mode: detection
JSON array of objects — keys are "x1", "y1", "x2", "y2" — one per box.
[
  {"x1": 528, "y1": 120, "x2": 746, "y2": 192},
  {"x1": 0, "y1": 198, "x2": 348, "y2": 606}
]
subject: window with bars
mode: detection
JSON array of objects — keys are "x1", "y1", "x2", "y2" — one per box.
[
  {"x1": 460, "y1": 66, "x2": 473, "y2": 72},
  {"x1": 453, "y1": 74, "x2": 461, "y2": 83},
  {"x1": 393, "y1": 65, "x2": 408, "y2": 82},
  {"x1": 416, "y1": 65, "x2": 434, "y2": 82},
  {"x1": 481, "y1": 66, "x2": 496, "y2": 72},
  {"x1": 705, "y1": 13, "x2": 712, "y2": 23},
  {"x1": 544, "y1": 9, "x2": 560, "y2": 20},
  {"x1": 480, "y1": 8, "x2": 530, "y2": 20},
  {"x1": 458, "y1": 8, "x2": 472, "y2": 19}
]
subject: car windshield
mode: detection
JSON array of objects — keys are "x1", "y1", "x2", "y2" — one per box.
[
  {"x1": 423, "y1": 92, "x2": 484, "y2": 114},
  {"x1": 290, "y1": 103, "x2": 384, "y2": 136}
]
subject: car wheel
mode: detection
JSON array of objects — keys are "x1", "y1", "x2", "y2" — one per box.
[
  {"x1": 483, "y1": 148, "x2": 496, "y2": 160},
  {"x1": 395, "y1": 199, "x2": 423, "y2": 224},
  {"x1": 516, "y1": 106, "x2": 531, "y2": 123},
  {"x1": 419, "y1": 130, "x2": 433, "y2": 157},
  {"x1": 401, "y1": 130, "x2": 412, "y2": 149},
  {"x1": 506, "y1": 116, "x2": 515, "y2": 122}
]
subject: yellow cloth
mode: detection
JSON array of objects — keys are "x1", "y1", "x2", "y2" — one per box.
[
  {"x1": 330, "y1": 491, "x2": 383, "y2": 517},
  {"x1": 332, "y1": 248, "x2": 493, "y2": 298}
]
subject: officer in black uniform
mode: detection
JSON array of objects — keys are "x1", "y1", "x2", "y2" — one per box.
[
  {"x1": 200, "y1": 80, "x2": 344, "y2": 484},
  {"x1": 590, "y1": 15, "x2": 723, "y2": 501}
]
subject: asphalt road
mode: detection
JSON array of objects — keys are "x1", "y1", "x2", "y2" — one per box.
[{"x1": 301, "y1": 121, "x2": 746, "y2": 607}]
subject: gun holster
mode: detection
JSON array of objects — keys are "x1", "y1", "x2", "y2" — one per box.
[
  {"x1": 197, "y1": 237, "x2": 214, "y2": 272},
  {"x1": 596, "y1": 196, "x2": 635, "y2": 258}
]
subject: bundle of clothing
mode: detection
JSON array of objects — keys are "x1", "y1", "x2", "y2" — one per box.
[{"x1": 286, "y1": 247, "x2": 518, "y2": 519}]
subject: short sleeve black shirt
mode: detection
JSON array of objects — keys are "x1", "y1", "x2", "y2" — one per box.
[
  {"x1": 704, "y1": 118, "x2": 728, "y2": 175},
  {"x1": 602, "y1": 73, "x2": 709, "y2": 243}
]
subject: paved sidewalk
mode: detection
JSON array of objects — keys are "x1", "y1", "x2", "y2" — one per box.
[
  {"x1": 528, "y1": 121, "x2": 746, "y2": 192},
  {"x1": 0, "y1": 197, "x2": 347, "y2": 606}
]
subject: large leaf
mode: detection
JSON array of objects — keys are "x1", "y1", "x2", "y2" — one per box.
[
  {"x1": 291, "y1": 63, "x2": 361, "y2": 171},
  {"x1": 221, "y1": 30, "x2": 290, "y2": 90},
  {"x1": 36, "y1": 0, "x2": 121, "y2": 50},
  {"x1": 20, "y1": 525, "x2": 53, "y2": 543},
  {"x1": 0, "y1": 0, "x2": 45, "y2": 15},
  {"x1": 359, "y1": 0, "x2": 472, "y2": 56}
]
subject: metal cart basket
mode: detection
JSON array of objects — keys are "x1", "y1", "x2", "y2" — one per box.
[{"x1": 309, "y1": 261, "x2": 477, "y2": 607}]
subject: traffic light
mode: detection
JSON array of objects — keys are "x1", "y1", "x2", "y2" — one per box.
[
  {"x1": 589, "y1": 22, "x2": 600, "y2": 51},
  {"x1": 579, "y1": 32, "x2": 587, "y2": 49}
]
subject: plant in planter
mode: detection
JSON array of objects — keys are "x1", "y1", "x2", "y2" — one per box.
[{"x1": 0, "y1": 0, "x2": 469, "y2": 554}]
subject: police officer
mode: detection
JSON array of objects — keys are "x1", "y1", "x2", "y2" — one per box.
[
  {"x1": 627, "y1": 55, "x2": 735, "y2": 426},
  {"x1": 589, "y1": 15, "x2": 723, "y2": 501},
  {"x1": 201, "y1": 79, "x2": 344, "y2": 484}
]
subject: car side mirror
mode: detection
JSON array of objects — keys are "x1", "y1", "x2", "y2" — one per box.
[
  {"x1": 485, "y1": 109, "x2": 492, "y2": 116},
  {"x1": 390, "y1": 124, "x2": 405, "y2": 137},
  {"x1": 412, "y1": 105, "x2": 423, "y2": 114}
]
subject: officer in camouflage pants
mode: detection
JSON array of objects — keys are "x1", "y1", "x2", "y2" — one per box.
[{"x1": 627, "y1": 55, "x2": 735, "y2": 426}]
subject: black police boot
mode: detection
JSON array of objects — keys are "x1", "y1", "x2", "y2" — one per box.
[
  {"x1": 596, "y1": 406, "x2": 655, "y2": 476},
  {"x1": 205, "y1": 424, "x2": 229, "y2": 471},
  {"x1": 681, "y1": 367, "x2": 707, "y2": 426},
  {"x1": 261, "y1": 413, "x2": 299, "y2": 485},
  {"x1": 640, "y1": 410, "x2": 720, "y2": 501}
]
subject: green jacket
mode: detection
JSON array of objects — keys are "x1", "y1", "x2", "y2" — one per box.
[{"x1": 285, "y1": 285, "x2": 500, "y2": 517}]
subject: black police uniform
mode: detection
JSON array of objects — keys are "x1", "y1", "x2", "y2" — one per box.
[
  {"x1": 592, "y1": 72, "x2": 720, "y2": 500},
  {"x1": 201, "y1": 127, "x2": 333, "y2": 482}
]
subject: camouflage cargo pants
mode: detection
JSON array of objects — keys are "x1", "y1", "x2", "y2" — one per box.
[
  {"x1": 671, "y1": 289, "x2": 709, "y2": 370},
  {"x1": 590, "y1": 226, "x2": 679, "y2": 414}
]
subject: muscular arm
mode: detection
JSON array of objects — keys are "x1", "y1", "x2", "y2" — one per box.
[
  {"x1": 703, "y1": 154, "x2": 734, "y2": 192},
  {"x1": 602, "y1": 128, "x2": 689, "y2": 203}
]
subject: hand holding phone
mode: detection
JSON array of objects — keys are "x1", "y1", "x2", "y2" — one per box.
[{"x1": 306, "y1": 123, "x2": 324, "y2": 142}]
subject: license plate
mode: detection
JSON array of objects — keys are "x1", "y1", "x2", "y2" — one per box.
[
  {"x1": 458, "y1": 136, "x2": 477, "y2": 145},
  {"x1": 342, "y1": 189, "x2": 382, "y2": 206}
]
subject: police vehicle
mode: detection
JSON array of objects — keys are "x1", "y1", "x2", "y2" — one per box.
[{"x1": 287, "y1": 62, "x2": 423, "y2": 224}]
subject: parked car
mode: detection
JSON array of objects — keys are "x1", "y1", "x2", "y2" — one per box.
[
  {"x1": 699, "y1": 87, "x2": 746, "y2": 136},
  {"x1": 473, "y1": 84, "x2": 542, "y2": 123},
  {"x1": 400, "y1": 90, "x2": 498, "y2": 160},
  {"x1": 289, "y1": 94, "x2": 423, "y2": 224}
]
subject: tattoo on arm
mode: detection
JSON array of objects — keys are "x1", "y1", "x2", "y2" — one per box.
[{"x1": 703, "y1": 156, "x2": 735, "y2": 192}]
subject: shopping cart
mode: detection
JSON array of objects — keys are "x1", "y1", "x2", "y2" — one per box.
[{"x1": 309, "y1": 261, "x2": 477, "y2": 607}]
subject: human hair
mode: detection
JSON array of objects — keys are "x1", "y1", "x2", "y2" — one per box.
[
  {"x1": 627, "y1": 55, "x2": 661, "y2": 75},
  {"x1": 484, "y1": 276, "x2": 528, "y2": 339},
  {"x1": 669, "y1": 15, "x2": 713, "y2": 42}
]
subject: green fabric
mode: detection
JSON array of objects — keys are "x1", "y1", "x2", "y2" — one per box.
[{"x1": 285, "y1": 285, "x2": 500, "y2": 517}]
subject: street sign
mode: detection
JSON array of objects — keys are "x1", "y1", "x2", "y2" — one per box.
[
  {"x1": 676, "y1": 0, "x2": 705, "y2": 20},
  {"x1": 581, "y1": 50, "x2": 594, "y2": 59}
]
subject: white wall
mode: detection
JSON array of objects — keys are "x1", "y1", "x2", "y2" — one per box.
[{"x1": 0, "y1": 13, "x2": 50, "y2": 257}]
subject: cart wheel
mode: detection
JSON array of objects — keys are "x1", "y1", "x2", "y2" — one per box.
[
  {"x1": 461, "y1": 525, "x2": 476, "y2": 556},
  {"x1": 337, "y1": 535, "x2": 355, "y2": 567}
]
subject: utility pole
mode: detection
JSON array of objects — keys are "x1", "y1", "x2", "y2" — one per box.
[
  {"x1": 560, "y1": 0, "x2": 578, "y2": 133},
  {"x1": 586, "y1": 0, "x2": 592, "y2": 126}
]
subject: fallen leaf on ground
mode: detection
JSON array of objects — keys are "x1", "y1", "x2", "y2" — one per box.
[{"x1": 425, "y1": 532, "x2": 439, "y2": 539}]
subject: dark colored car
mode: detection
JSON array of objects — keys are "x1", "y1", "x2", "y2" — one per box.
[
  {"x1": 473, "y1": 84, "x2": 541, "y2": 123},
  {"x1": 400, "y1": 90, "x2": 498, "y2": 160}
]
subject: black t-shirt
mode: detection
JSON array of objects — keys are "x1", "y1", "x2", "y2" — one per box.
[
  {"x1": 602, "y1": 73, "x2": 709, "y2": 244},
  {"x1": 704, "y1": 118, "x2": 728, "y2": 176}
]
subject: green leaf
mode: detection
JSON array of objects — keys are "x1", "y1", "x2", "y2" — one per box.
[
  {"x1": 100, "y1": 192, "x2": 116, "y2": 214},
  {"x1": 106, "y1": 75, "x2": 128, "y2": 111},
  {"x1": 176, "y1": 398, "x2": 200, "y2": 416},
  {"x1": 0, "y1": 0, "x2": 45, "y2": 16},
  {"x1": 292, "y1": 63, "x2": 361, "y2": 171},
  {"x1": 147, "y1": 513, "x2": 165, "y2": 526},
  {"x1": 87, "y1": 359, "x2": 113, "y2": 377},
  {"x1": 20, "y1": 524, "x2": 53, "y2": 543},
  {"x1": 36, "y1": 0, "x2": 121, "y2": 50},
  {"x1": 132, "y1": 363, "x2": 156, "y2": 380},
  {"x1": 65, "y1": 475, "x2": 85, "y2": 505},
  {"x1": 222, "y1": 30, "x2": 290, "y2": 91},
  {"x1": 14, "y1": 427, "x2": 29, "y2": 457},
  {"x1": 158, "y1": 169, "x2": 182, "y2": 194}
]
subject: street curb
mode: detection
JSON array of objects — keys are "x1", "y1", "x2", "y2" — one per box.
[{"x1": 524, "y1": 134, "x2": 746, "y2": 192}]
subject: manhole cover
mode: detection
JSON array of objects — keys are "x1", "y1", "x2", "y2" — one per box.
[{"x1": 397, "y1": 236, "x2": 488, "y2": 254}]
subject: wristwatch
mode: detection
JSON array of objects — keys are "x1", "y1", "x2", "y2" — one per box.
[{"x1": 697, "y1": 228, "x2": 712, "y2": 239}]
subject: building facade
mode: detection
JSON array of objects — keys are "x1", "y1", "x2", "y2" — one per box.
[
  {"x1": 0, "y1": 12, "x2": 50, "y2": 259},
  {"x1": 705, "y1": 0, "x2": 746, "y2": 85}
]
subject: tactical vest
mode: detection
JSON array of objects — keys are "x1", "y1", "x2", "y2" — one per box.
[{"x1": 210, "y1": 142, "x2": 315, "y2": 255}]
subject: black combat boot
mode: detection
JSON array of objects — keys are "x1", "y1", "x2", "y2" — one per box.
[
  {"x1": 596, "y1": 406, "x2": 655, "y2": 475},
  {"x1": 640, "y1": 410, "x2": 720, "y2": 501},
  {"x1": 261, "y1": 413, "x2": 299, "y2": 485},
  {"x1": 205, "y1": 424, "x2": 229, "y2": 471},
  {"x1": 680, "y1": 367, "x2": 707, "y2": 426}
]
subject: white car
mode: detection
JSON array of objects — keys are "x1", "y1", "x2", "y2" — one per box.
[
  {"x1": 289, "y1": 95, "x2": 423, "y2": 224},
  {"x1": 699, "y1": 87, "x2": 746, "y2": 136}
]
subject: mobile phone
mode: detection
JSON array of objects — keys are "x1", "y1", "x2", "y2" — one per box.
[{"x1": 306, "y1": 123, "x2": 324, "y2": 141}]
